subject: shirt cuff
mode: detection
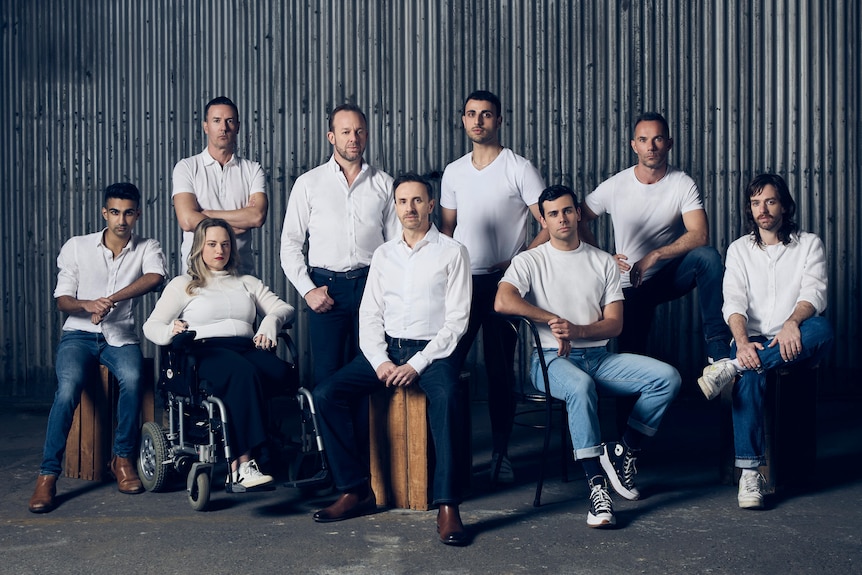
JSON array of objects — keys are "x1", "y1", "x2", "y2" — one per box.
[{"x1": 407, "y1": 352, "x2": 429, "y2": 375}]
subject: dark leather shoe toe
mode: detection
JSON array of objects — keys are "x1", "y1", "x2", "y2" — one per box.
[
  {"x1": 29, "y1": 474, "x2": 58, "y2": 513},
  {"x1": 437, "y1": 504, "x2": 469, "y2": 546},
  {"x1": 313, "y1": 490, "x2": 377, "y2": 523},
  {"x1": 110, "y1": 455, "x2": 145, "y2": 494}
]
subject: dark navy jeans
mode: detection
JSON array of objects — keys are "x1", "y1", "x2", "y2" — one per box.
[{"x1": 314, "y1": 341, "x2": 466, "y2": 505}]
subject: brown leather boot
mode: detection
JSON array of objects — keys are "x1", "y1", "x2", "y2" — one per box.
[
  {"x1": 110, "y1": 455, "x2": 144, "y2": 494},
  {"x1": 29, "y1": 474, "x2": 58, "y2": 513}
]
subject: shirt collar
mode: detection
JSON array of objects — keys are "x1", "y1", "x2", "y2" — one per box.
[
  {"x1": 326, "y1": 154, "x2": 369, "y2": 176},
  {"x1": 96, "y1": 228, "x2": 137, "y2": 253},
  {"x1": 201, "y1": 147, "x2": 238, "y2": 167},
  {"x1": 399, "y1": 223, "x2": 440, "y2": 252}
]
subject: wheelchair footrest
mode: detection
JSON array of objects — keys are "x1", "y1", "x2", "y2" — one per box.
[{"x1": 283, "y1": 469, "x2": 331, "y2": 490}]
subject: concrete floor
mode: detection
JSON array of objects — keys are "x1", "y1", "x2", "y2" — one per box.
[{"x1": 2, "y1": 394, "x2": 861, "y2": 575}]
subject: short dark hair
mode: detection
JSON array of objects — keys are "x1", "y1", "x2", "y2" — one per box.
[
  {"x1": 745, "y1": 173, "x2": 798, "y2": 246},
  {"x1": 538, "y1": 185, "x2": 580, "y2": 217},
  {"x1": 103, "y1": 182, "x2": 141, "y2": 208},
  {"x1": 392, "y1": 172, "x2": 432, "y2": 202},
  {"x1": 204, "y1": 96, "x2": 239, "y2": 122},
  {"x1": 632, "y1": 111, "x2": 670, "y2": 138},
  {"x1": 463, "y1": 90, "x2": 501, "y2": 116},
  {"x1": 329, "y1": 103, "x2": 368, "y2": 131}
]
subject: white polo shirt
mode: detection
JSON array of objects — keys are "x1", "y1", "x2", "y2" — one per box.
[{"x1": 172, "y1": 148, "x2": 266, "y2": 274}]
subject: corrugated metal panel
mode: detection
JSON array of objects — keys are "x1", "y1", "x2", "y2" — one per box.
[{"x1": 1, "y1": 0, "x2": 859, "y2": 398}]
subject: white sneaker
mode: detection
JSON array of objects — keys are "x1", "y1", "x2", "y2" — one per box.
[
  {"x1": 697, "y1": 359, "x2": 737, "y2": 400},
  {"x1": 490, "y1": 453, "x2": 514, "y2": 483},
  {"x1": 229, "y1": 459, "x2": 274, "y2": 490},
  {"x1": 737, "y1": 470, "x2": 765, "y2": 509},
  {"x1": 587, "y1": 475, "x2": 616, "y2": 528}
]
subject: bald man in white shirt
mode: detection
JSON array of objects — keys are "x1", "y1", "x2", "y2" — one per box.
[{"x1": 311, "y1": 173, "x2": 472, "y2": 546}]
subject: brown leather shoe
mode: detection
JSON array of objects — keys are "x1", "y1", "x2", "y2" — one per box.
[
  {"x1": 110, "y1": 455, "x2": 144, "y2": 494},
  {"x1": 29, "y1": 474, "x2": 58, "y2": 513},
  {"x1": 313, "y1": 490, "x2": 377, "y2": 523},
  {"x1": 437, "y1": 504, "x2": 469, "y2": 546}
]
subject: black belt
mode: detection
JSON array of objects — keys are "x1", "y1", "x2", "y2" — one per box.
[
  {"x1": 310, "y1": 266, "x2": 369, "y2": 280},
  {"x1": 385, "y1": 335, "x2": 430, "y2": 348}
]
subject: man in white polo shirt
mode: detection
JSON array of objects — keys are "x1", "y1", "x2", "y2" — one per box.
[
  {"x1": 173, "y1": 96, "x2": 267, "y2": 275},
  {"x1": 29, "y1": 182, "x2": 166, "y2": 513}
]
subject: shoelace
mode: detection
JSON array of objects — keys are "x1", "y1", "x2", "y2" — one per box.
[
  {"x1": 590, "y1": 482, "x2": 613, "y2": 513},
  {"x1": 622, "y1": 453, "x2": 638, "y2": 488},
  {"x1": 741, "y1": 472, "x2": 762, "y2": 493}
]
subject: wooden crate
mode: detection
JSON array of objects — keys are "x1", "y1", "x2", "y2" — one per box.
[
  {"x1": 64, "y1": 361, "x2": 155, "y2": 481},
  {"x1": 369, "y1": 386, "x2": 431, "y2": 510}
]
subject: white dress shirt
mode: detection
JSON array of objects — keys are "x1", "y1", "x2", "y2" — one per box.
[
  {"x1": 359, "y1": 225, "x2": 472, "y2": 375},
  {"x1": 173, "y1": 148, "x2": 267, "y2": 274},
  {"x1": 54, "y1": 230, "x2": 166, "y2": 346},
  {"x1": 722, "y1": 231, "x2": 828, "y2": 338},
  {"x1": 280, "y1": 156, "x2": 400, "y2": 297}
]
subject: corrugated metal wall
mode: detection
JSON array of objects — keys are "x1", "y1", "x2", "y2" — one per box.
[{"x1": 2, "y1": 0, "x2": 859, "y2": 398}]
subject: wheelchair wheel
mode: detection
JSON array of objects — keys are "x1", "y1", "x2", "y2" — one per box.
[
  {"x1": 138, "y1": 421, "x2": 169, "y2": 492},
  {"x1": 188, "y1": 471, "x2": 210, "y2": 511}
]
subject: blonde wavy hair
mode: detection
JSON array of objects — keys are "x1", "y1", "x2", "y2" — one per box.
[{"x1": 185, "y1": 218, "x2": 241, "y2": 294}]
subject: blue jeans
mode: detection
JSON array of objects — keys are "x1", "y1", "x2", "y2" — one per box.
[
  {"x1": 531, "y1": 347, "x2": 681, "y2": 460},
  {"x1": 40, "y1": 331, "x2": 143, "y2": 476},
  {"x1": 620, "y1": 246, "x2": 731, "y2": 360},
  {"x1": 314, "y1": 341, "x2": 466, "y2": 505},
  {"x1": 731, "y1": 316, "x2": 833, "y2": 468}
]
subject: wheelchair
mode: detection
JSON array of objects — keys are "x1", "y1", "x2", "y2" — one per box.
[{"x1": 136, "y1": 327, "x2": 329, "y2": 511}]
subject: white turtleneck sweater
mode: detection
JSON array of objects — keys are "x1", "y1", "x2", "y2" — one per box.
[{"x1": 143, "y1": 271, "x2": 294, "y2": 346}]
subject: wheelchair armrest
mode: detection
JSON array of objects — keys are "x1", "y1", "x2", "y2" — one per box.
[
  {"x1": 277, "y1": 324, "x2": 299, "y2": 366},
  {"x1": 169, "y1": 330, "x2": 198, "y2": 351}
]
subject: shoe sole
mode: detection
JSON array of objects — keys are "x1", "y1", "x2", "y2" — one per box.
[
  {"x1": 599, "y1": 450, "x2": 640, "y2": 501},
  {"x1": 697, "y1": 376, "x2": 719, "y2": 400},
  {"x1": 738, "y1": 498, "x2": 764, "y2": 509},
  {"x1": 587, "y1": 515, "x2": 617, "y2": 528}
]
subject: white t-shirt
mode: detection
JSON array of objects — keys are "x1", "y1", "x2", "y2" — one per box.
[
  {"x1": 584, "y1": 166, "x2": 703, "y2": 287},
  {"x1": 172, "y1": 148, "x2": 267, "y2": 275},
  {"x1": 500, "y1": 241, "x2": 624, "y2": 349},
  {"x1": 440, "y1": 148, "x2": 545, "y2": 275}
]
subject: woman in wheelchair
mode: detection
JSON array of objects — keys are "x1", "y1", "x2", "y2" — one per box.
[{"x1": 143, "y1": 218, "x2": 295, "y2": 490}]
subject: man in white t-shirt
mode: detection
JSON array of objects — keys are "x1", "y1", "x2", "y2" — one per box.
[
  {"x1": 495, "y1": 185, "x2": 680, "y2": 528},
  {"x1": 696, "y1": 174, "x2": 833, "y2": 509},
  {"x1": 173, "y1": 96, "x2": 268, "y2": 275},
  {"x1": 440, "y1": 90, "x2": 547, "y2": 482},
  {"x1": 579, "y1": 112, "x2": 730, "y2": 363}
]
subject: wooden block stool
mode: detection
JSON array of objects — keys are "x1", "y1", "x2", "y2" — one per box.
[
  {"x1": 720, "y1": 366, "x2": 818, "y2": 493},
  {"x1": 64, "y1": 361, "x2": 154, "y2": 481},
  {"x1": 369, "y1": 386, "x2": 431, "y2": 510}
]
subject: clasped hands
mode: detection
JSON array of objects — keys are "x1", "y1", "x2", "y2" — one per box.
[{"x1": 375, "y1": 361, "x2": 418, "y2": 387}]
